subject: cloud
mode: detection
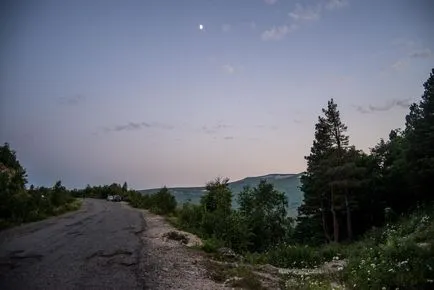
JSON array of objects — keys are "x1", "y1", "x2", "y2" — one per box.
[
  {"x1": 222, "y1": 24, "x2": 231, "y2": 32},
  {"x1": 224, "y1": 136, "x2": 234, "y2": 140},
  {"x1": 354, "y1": 105, "x2": 370, "y2": 114},
  {"x1": 97, "y1": 121, "x2": 173, "y2": 134},
  {"x1": 289, "y1": 3, "x2": 321, "y2": 21},
  {"x1": 262, "y1": 0, "x2": 348, "y2": 41},
  {"x1": 409, "y1": 48, "x2": 432, "y2": 58},
  {"x1": 293, "y1": 119, "x2": 302, "y2": 124},
  {"x1": 391, "y1": 59, "x2": 408, "y2": 71},
  {"x1": 264, "y1": 0, "x2": 278, "y2": 4},
  {"x1": 255, "y1": 124, "x2": 279, "y2": 130},
  {"x1": 325, "y1": 0, "x2": 349, "y2": 10},
  {"x1": 59, "y1": 94, "x2": 85, "y2": 106},
  {"x1": 261, "y1": 24, "x2": 298, "y2": 41},
  {"x1": 202, "y1": 123, "x2": 232, "y2": 134},
  {"x1": 354, "y1": 99, "x2": 413, "y2": 114},
  {"x1": 222, "y1": 64, "x2": 235, "y2": 74}
]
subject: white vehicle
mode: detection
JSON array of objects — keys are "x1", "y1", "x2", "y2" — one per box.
[{"x1": 107, "y1": 195, "x2": 114, "y2": 201}]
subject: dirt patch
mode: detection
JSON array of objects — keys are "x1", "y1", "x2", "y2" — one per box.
[{"x1": 137, "y1": 210, "x2": 225, "y2": 290}]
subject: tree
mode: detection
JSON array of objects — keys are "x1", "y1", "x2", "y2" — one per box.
[
  {"x1": 122, "y1": 181, "x2": 128, "y2": 192},
  {"x1": 201, "y1": 177, "x2": 232, "y2": 214},
  {"x1": 239, "y1": 179, "x2": 288, "y2": 252},
  {"x1": 297, "y1": 98, "x2": 351, "y2": 243},
  {"x1": 151, "y1": 186, "x2": 177, "y2": 215},
  {"x1": 298, "y1": 115, "x2": 334, "y2": 244},
  {"x1": 199, "y1": 177, "x2": 233, "y2": 241},
  {"x1": 404, "y1": 68, "x2": 434, "y2": 205}
]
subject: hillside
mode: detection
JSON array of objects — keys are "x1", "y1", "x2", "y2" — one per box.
[{"x1": 140, "y1": 173, "x2": 304, "y2": 217}]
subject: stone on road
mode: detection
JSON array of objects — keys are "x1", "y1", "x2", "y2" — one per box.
[{"x1": 0, "y1": 199, "x2": 147, "y2": 290}]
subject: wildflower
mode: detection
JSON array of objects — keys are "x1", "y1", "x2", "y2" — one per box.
[
  {"x1": 388, "y1": 268, "x2": 394, "y2": 272},
  {"x1": 353, "y1": 284, "x2": 357, "y2": 288},
  {"x1": 427, "y1": 279, "x2": 434, "y2": 283},
  {"x1": 371, "y1": 263, "x2": 376, "y2": 268},
  {"x1": 382, "y1": 287, "x2": 386, "y2": 290}
]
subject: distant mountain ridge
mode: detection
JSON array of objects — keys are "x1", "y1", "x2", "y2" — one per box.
[{"x1": 140, "y1": 173, "x2": 304, "y2": 217}]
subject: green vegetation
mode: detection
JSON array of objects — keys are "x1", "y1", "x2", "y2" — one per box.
[
  {"x1": 140, "y1": 173, "x2": 304, "y2": 217},
  {"x1": 2, "y1": 69, "x2": 433, "y2": 288},
  {"x1": 140, "y1": 69, "x2": 434, "y2": 289},
  {"x1": 128, "y1": 186, "x2": 177, "y2": 215},
  {"x1": 0, "y1": 144, "x2": 82, "y2": 229}
]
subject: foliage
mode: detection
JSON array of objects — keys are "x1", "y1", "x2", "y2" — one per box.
[
  {"x1": 128, "y1": 186, "x2": 177, "y2": 215},
  {"x1": 344, "y1": 209, "x2": 434, "y2": 289},
  {"x1": 0, "y1": 143, "x2": 79, "y2": 228},
  {"x1": 238, "y1": 179, "x2": 289, "y2": 252}
]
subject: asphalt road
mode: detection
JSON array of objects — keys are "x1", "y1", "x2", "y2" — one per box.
[{"x1": 0, "y1": 199, "x2": 148, "y2": 290}]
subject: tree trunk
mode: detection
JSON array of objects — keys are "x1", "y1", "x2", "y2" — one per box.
[
  {"x1": 321, "y1": 201, "x2": 332, "y2": 243},
  {"x1": 330, "y1": 185, "x2": 339, "y2": 243},
  {"x1": 345, "y1": 190, "x2": 353, "y2": 241}
]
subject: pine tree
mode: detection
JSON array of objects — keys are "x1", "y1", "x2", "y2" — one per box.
[
  {"x1": 297, "y1": 98, "x2": 351, "y2": 243},
  {"x1": 323, "y1": 98, "x2": 350, "y2": 242},
  {"x1": 405, "y1": 69, "x2": 434, "y2": 205},
  {"x1": 298, "y1": 115, "x2": 333, "y2": 243}
]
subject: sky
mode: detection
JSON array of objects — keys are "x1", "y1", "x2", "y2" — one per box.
[{"x1": 0, "y1": 0, "x2": 433, "y2": 189}]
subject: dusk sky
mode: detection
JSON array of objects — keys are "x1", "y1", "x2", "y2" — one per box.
[{"x1": 1, "y1": 0, "x2": 433, "y2": 189}]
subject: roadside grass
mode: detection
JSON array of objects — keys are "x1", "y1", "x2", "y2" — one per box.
[
  {"x1": 205, "y1": 260, "x2": 265, "y2": 290},
  {"x1": 0, "y1": 198, "x2": 83, "y2": 230}
]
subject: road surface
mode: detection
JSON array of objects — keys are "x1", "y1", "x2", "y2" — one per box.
[{"x1": 0, "y1": 199, "x2": 148, "y2": 290}]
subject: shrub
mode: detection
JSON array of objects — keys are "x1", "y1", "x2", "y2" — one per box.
[
  {"x1": 344, "y1": 241, "x2": 434, "y2": 289},
  {"x1": 202, "y1": 238, "x2": 225, "y2": 253},
  {"x1": 266, "y1": 244, "x2": 324, "y2": 268},
  {"x1": 150, "y1": 186, "x2": 177, "y2": 215}
]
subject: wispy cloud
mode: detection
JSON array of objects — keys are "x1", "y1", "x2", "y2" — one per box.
[
  {"x1": 354, "y1": 99, "x2": 413, "y2": 114},
  {"x1": 391, "y1": 59, "x2": 408, "y2": 71},
  {"x1": 59, "y1": 94, "x2": 85, "y2": 106},
  {"x1": 222, "y1": 24, "x2": 231, "y2": 32},
  {"x1": 325, "y1": 0, "x2": 349, "y2": 10},
  {"x1": 289, "y1": 3, "x2": 321, "y2": 22},
  {"x1": 409, "y1": 48, "x2": 432, "y2": 58},
  {"x1": 262, "y1": 0, "x2": 348, "y2": 41},
  {"x1": 222, "y1": 64, "x2": 235, "y2": 74},
  {"x1": 202, "y1": 123, "x2": 232, "y2": 134},
  {"x1": 264, "y1": 0, "x2": 278, "y2": 5},
  {"x1": 97, "y1": 121, "x2": 173, "y2": 134},
  {"x1": 255, "y1": 124, "x2": 279, "y2": 130},
  {"x1": 261, "y1": 24, "x2": 298, "y2": 41}
]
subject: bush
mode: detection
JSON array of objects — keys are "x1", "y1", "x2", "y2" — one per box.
[
  {"x1": 344, "y1": 241, "x2": 434, "y2": 289},
  {"x1": 128, "y1": 187, "x2": 177, "y2": 216},
  {"x1": 150, "y1": 187, "x2": 177, "y2": 215},
  {"x1": 202, "y1": 238, "x2": 225, "y2": 253},
  {"x1": 266, "y1": 244, "x2": 324, "y2": 268},
  {"x1": 176, "y1": 202, "x2": 203, "y2": 233}
]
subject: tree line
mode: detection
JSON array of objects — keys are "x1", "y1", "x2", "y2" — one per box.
[{"x1": 295, "y1": 68, "x2": 434, "y2": 245}]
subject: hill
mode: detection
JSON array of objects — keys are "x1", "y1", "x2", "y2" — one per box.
[{"x1": 140, "y1": 173, "x2": 304, "y2": 217}]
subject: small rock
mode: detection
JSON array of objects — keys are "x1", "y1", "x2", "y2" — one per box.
[{"x1": 217, "y1": 247, "x2": 236, "y2": 259}]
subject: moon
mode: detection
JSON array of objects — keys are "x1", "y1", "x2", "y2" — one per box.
[{"x1": 199, "y1": 24, "x2": 204, "y2": 30}]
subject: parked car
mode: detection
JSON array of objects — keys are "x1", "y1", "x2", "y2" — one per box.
[
  {"x1": 113, "y1": 195, "x2": 122, "y2": 202},
  {"x1": 107, "y1": 195, "x2": 114, "y2": 201}
]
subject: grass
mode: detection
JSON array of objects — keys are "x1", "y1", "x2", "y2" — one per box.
[
  {"x1": 0, "y1": 198, "x2": 83, "y2": 230},
  {"x1": 205, "y1": 260, "x2": 265, "y2": 289}
]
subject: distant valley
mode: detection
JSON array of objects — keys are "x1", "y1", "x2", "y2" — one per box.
[{"x1": 140, "y1": 173, "x2": 304, "y2": 217}]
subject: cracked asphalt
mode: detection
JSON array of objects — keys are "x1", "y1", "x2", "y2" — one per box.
[{"x1": 0, "y1": 199, "x2": 148, "y2": 290}]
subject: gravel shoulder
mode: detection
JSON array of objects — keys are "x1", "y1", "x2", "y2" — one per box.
[{"x1": 133, "y1": 205, "x2": 225, "y2": 290}]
